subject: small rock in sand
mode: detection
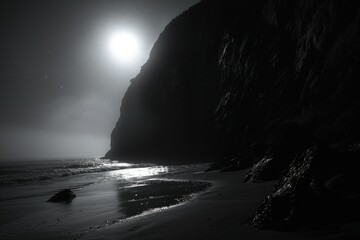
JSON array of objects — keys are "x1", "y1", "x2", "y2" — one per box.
[{"x1": 47, "y1": 189, "x2": 76, "y2": 203}]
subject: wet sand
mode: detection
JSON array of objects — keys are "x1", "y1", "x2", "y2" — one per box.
[
  {"x1": 83, "y1": 170, "x2": 360, "y2": 240},
  {"x1": 0, "y1": 164, "x2": 210, "y2": 240}
]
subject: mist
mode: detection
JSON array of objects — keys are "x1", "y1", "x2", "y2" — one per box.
[{"x1": 0, "y1": 0, "x2": 200, "y2": 160}]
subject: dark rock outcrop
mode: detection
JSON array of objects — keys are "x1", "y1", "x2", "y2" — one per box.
[
  {"x1": 251, "y1": 145, "x2": 360, "y2": 230},
  {"x1": 244, "y1": 122, "x2": 315, "y2": 182},
  {"x1": 47, "y1": 189, "x2": 76, "y2": 203},
  {"x1": 207, "y1": 143, "x2": 268, "y2": 172}
]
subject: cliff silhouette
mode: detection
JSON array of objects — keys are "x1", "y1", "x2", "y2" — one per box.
[
  {"x1": 106, "y1": 0, "x2": 360, "y2": 230},
  {"x1": 107, "y1": 0, "x2": 360, "y2": 161}
]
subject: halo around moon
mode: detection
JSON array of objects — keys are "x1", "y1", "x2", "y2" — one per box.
[{"x1": 108, "y1": 30, "x2": 141, "y2": 64}]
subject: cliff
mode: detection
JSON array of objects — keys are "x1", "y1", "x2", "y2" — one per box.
[
  {"x1": 106, "y1": 0, "x2": 360, "y2": 161},
  {"x1": 106, "y1": 0, "x2": 360, "y2": 230}
]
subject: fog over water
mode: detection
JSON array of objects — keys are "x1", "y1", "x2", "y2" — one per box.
[{"x1": 0, "y1": 0, "x2": 200, "y2": 159}]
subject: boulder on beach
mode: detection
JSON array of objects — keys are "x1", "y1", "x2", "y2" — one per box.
[{"x1": 47, "y1": 189, "x2": 76, "y2": 203}]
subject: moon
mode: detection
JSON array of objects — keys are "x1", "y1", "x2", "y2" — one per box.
[{"x1": 108, "y1": 30, "x2": 141, "y2": 64}]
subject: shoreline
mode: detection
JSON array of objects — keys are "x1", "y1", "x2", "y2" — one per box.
[
  {"x1": 0, "y1": 163, "x2": 211, "y2": 240},
  {"x1": 2, "y1": 164, "x2": 359, "y2": 240},
  {"x1": 83, "y1": 170, "x2": 360, "y2": 240}
]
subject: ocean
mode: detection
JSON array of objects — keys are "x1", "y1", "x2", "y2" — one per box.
[{"x1": 0, "y1": 158, "x2": 210, "y2": 240}]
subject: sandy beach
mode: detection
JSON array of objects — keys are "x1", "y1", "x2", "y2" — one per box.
[
  {"x1": 0, "y1": 161, "x2": 211, "y2": 240},
  {"x1": 1, "y1": 161, "x2": 360, "y2": 240},
  {"x1": 83, "y1": 170, "x2": 360, "y2": 240}
]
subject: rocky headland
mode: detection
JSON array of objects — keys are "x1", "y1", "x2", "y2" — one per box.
[{"x1": 106, "y1": 0, "x2": 360, "y2": 231}]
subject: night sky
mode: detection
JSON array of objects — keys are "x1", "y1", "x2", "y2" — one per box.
[{"x1": 0, "y1": 0, "x2": 200, "y2": 159}]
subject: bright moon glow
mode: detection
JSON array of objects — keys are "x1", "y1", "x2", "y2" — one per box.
[{"x1": 108, "y1": 30, "x2": 141, "y2": 64}]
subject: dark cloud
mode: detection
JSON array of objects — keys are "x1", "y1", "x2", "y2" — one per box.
[{"x1": 0, "y1": 0, "x2": 200, "y2": 159}]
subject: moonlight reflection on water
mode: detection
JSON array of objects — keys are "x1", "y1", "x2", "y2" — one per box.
[{"x1": 108, "y1": 166, "x2": 169, "y2": 180}]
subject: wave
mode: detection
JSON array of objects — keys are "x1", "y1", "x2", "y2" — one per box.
[{"x1": 0, "y1": 159, "x2": 137, "y2": 185}]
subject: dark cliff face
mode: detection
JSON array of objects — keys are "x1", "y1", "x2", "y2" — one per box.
[{"x1": 106, "y1": 0, "x2": 360, "y2": 162}]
